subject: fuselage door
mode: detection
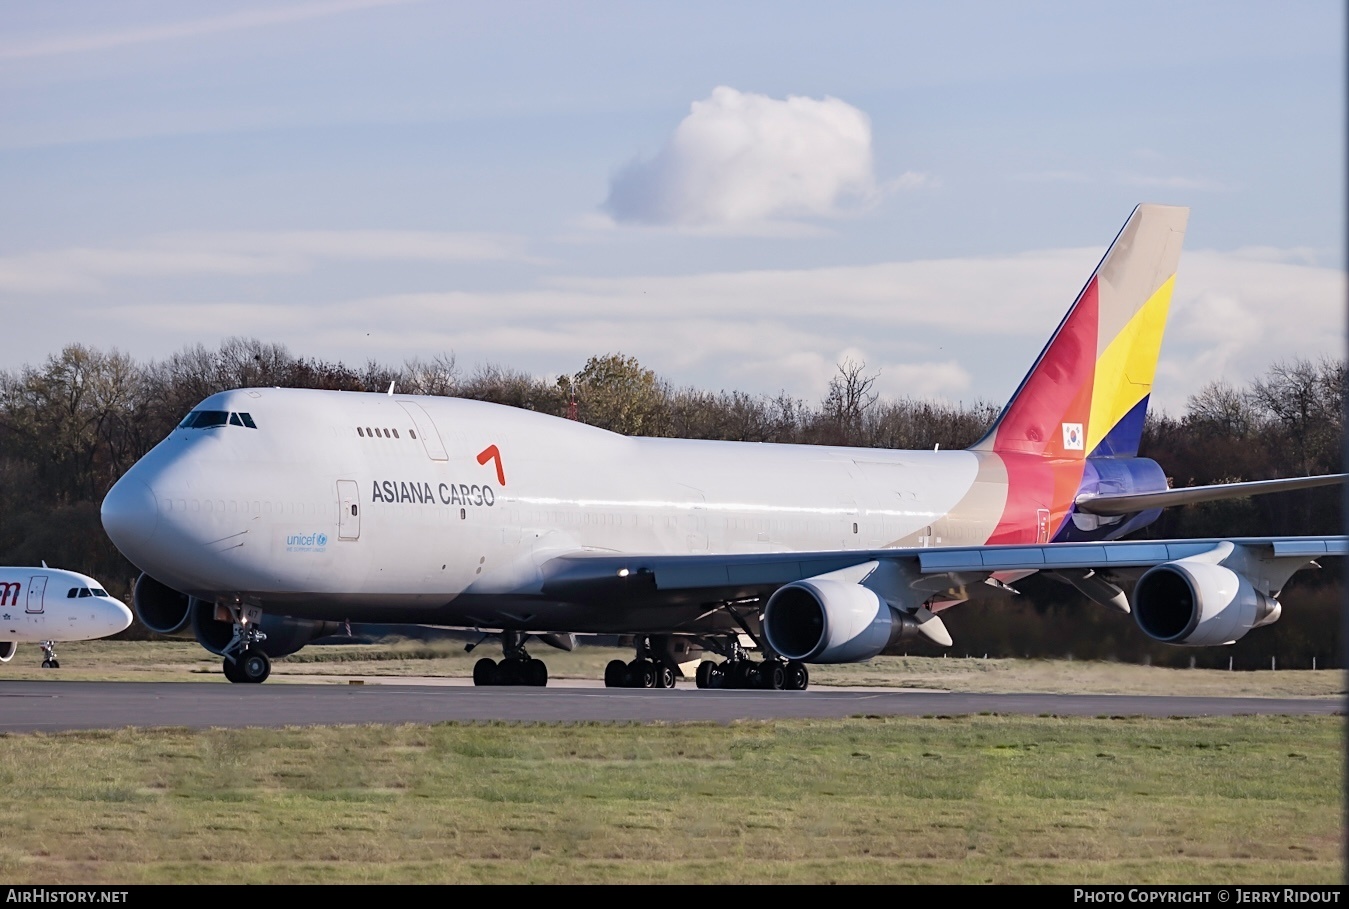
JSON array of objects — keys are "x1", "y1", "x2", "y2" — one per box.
[
  {"x1": 398, "y1": 402, "x2": 449, "y2": 461},
  {"x1": 337, "y1": 480, "x2": 361, "y2": 541},
  {"x1": 25, "y1": 575, "x2": 46, "y2": 614}
]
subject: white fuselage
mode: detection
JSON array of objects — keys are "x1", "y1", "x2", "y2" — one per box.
[
  {"x1": 101, "y1": 387, "x2": 1015, "y2": 628},
  {"x1": 0, "y1": 567, "x2": 133, "y2": 644}
]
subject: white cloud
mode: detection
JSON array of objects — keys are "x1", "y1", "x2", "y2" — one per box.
[{"x1": 603, "y1": 86, "x2": 895, "y2": 229}]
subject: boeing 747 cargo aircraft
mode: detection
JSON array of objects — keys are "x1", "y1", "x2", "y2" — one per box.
[
  {"x1": 0, "y1": 566, "x2": 133, "y2": 667},
  {"x1": 100, "y1": 205, "x2": 1345, "y2": 687}
]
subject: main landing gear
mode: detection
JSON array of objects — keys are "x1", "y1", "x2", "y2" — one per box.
[
  {"x1": 603, "y1": 635, "x2": 679, "y2": 688},
  {"x1": 40, "y1": 640, "x2": 59, "y2": 669},
  {"x1": 694, "y1": 640, "x2": 810, "y2": 691},
  {"x1": 471, "y1": 630, "x2": 548, "y2": 687},
  {"x1": 219, "y1": 600, "x2": 271, "y2": 684}
]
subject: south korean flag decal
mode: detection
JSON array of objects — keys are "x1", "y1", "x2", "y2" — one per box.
[{"x1": 1061, "y1": 422, "x2": 1084, "y2": 451}]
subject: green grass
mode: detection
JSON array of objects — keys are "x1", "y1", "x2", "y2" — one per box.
[{"x1": 0, "y1": 715, "x2": 1340, "y2": 883}]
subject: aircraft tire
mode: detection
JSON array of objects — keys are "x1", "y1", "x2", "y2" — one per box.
[
  {"x1": 496, "y1": 660, "x2": 522, "y2": 686},
  {"x1": 473, "y1": 658, "x2": 497, "y2": 686},
  {"x1": 604, "y1": 659, "x2": 627, "y2": 688},
  {"x1": 785, "y1": 661, "x2": 809, "y2": 691},
  {"x1": 657, "y1": 664, "x2": 676, "y2": 688},
  {"x1": 525, "y1": 658, "x2": 548, "y2": 687},
  {"x1": 762, "y1": 661, "x2": 786, "y2": 690},
  {"x1": 695, "y1": 660, "x2": 713, "y2": 689},
  {"x1": 238, "y1": 649, "x2": 271, "y2": 684},
  {"x1": 631, "y1": 659, "x2": 657, "y2": 688}
]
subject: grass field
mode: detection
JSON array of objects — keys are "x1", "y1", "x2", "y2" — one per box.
[
  {"x1": 0, "y1": 716, "x2": 1340, "y2": 884},
  {"x1": 0, "y1": 642, "x2": 1342, "y2": 884}
]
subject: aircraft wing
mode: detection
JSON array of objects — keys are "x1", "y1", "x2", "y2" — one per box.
[
  {"x1": 537, "y1": 535, "x2": 1346, "y2": 652},
  {"x1": 540, "y1": 535, "x2": 1345, "y2": 604},
  {"x1": 1074, "y1": 473, "x2": 1347, "y2": 516}
]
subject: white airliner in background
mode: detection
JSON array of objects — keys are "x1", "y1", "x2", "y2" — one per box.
[
  {"x1": 100, "y1": 205, "x2": 1345, "y2": 687},
  {"x1": 0, "y1": 566, "x2": 134, "y2": 667}
]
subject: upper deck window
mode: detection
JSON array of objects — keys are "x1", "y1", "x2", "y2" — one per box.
[{"x1": 179, "y1": 411, "x2": 258, "y2": 430}]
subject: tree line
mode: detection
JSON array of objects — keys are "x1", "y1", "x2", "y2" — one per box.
[{"x1": 0, "y1": 339, "x2": 1340, "y2": 666}]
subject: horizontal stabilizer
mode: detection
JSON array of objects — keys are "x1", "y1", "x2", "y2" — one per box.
[{"x1": 1074, "y1": 473, "x2": 1347, "y2": 516}]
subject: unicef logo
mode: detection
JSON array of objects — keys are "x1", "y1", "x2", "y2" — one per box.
[{"x1": 316, "y1": 533, "x2": 328, "y2": 547}]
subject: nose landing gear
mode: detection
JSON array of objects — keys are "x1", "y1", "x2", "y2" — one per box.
[
  {"x1": 218, "y1": 600, "x2": 271, "y2": 684},
  {"x1": 39, "y1": 640, "x2": 59, "y2": 669}
]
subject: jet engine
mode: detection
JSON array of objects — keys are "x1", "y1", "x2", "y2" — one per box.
[
  {"x1": 132, "y1": 573, "x2": 198, "y2": 634},
  {"x1": 763, "y1": 578, "x2": 931, "y2": 663},
  {"x1": 1133, "y1": 560, "x2": 1281, "y2": 646},
  {"x1": 0, "y1": 641, "x2": 16, "y2": 663},
  {"x1": 189, "y1": 599, "x2": 344, "y2": 658}
]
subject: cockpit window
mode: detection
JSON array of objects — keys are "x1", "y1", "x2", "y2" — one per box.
[
  {"x1": 92, "y1": 588, "x2": 108, "y2": 597},
  {"x1": 179, "y1": 410, "x2": 258, "y2": 430},
  {"x1": 77, "y1": 588, "x2": 91, "y2": 598}
]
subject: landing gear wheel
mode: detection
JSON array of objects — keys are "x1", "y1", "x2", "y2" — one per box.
[
  {"x1": 237, "y1": 648, "x2": 271, "y2": 684},
  {"x1": 656, "y1": 664, "x2": 676, "y2": 688},
  {"x1": 695, "y1": 660, "x2": 715, "y2": 689},
  {"x1": 41, "y1": 660, "x2": 54, "y2": 669},
  {"x1": 49, "y1": 660, "x2": 59, "y2": 669},
  {"x1": 761, "y1": 661, "x2": 787, "y2": 690},
  {"x1": 473, "y1": 657, "x2": 497, "y2": 687},
  {"x1": 525, "y1": 658, "x2": 548, "y2": 687},
  {"x1": 604, "y1": 659, "x2": 628, "y2": 688},
  {"x1": 496, "y1": 659, "x2": 521, "y2": 686},
  {"x1": 785, "y1": 661, "x2": 809, "y2": 691},
  {"x1": 630, "y1": 659, "x2": 657, "y2": 688},
  {"x1": 222, "y1": 656, "x2": 242, "y2": 683}
]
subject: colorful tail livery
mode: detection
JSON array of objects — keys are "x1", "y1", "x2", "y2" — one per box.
[{"x1": 972, "y1": 204, "x2": 1188, "y2": 544}]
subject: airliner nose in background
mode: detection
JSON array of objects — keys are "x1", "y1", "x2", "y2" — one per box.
[
  {"x1": 99, "y1": 204, "x2": 1346, "y2": 689},
  {"x1": 0, "y1": 566, "x2": 133, "y2": 667}
]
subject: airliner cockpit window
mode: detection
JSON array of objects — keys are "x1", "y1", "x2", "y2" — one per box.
[{"x1": 179, "y1": 411, "x2": 258, "y2": 430}]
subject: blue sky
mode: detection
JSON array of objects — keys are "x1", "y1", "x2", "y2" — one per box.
[{"x1": 1, "y1": 0, "x2": 1343, "y2": 412}]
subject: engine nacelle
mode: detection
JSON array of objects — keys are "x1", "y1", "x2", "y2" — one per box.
[
  {"x1": 190, "y1": 599, "x2": 343, "y2": 658},
  {"x1": 1133, "y1": 560, "x2": 1281, "y2": 646},
  {"x1": 763, "y1": 578, "x2": 899, "y2": 663},
  {"x1": 132, "y1": 573, "x2": 198, "y2": 634},
  {"x1": 0, "y1": 641, "x2": 16, "y2": 663}
]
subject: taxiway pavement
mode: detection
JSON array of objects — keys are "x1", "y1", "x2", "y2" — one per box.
[{"x1": 0, "y1": 679, "x2": 1340, "y2": 733}]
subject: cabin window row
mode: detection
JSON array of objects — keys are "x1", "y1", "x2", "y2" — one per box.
[{"x1": 356, "y1": 426, "x2": 417, "y2": 440}]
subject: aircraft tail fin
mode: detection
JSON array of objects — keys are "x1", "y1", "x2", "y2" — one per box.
[{"x1": 970, "y1": 204, "x2": 1189, "y2": 460}]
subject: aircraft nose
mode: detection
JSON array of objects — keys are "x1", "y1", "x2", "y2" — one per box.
[
  {"x1": 101, "y1": 474, "x2": 159, "y2": 555},
  {"x1": 101, "y1": 598, "x2": 134, "y2": 636}
]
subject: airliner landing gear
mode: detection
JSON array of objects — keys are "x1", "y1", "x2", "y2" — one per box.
[
  {"x1": 693, "y1": 640, "x2": 809, "y2": 691},
  {"x1": 603, "y1": 636, "x2": 678, "y2": 688},
  {"x1": 39, "y1": 641, "x2": 59, "y2": 669},
  {"x1": 470, "y1": 631, "x2": 548, "y2": 687},
  {"x1": 219, "y1": 600, "x2": 270, "y2": 684}
]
